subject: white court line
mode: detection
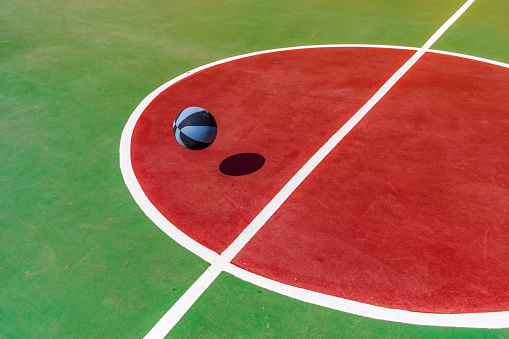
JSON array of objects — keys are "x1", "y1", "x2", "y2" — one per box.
[
  {"x1": 141, "y1": 1, "x2": 476, "y2": 337},
  {"x1": 224, "y1": 263, "x2": 509, "y2": 329}
]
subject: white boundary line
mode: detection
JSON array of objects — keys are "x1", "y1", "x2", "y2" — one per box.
[
  {"x1": 224, "y1": 263, "x2": 509, "y2": 329},
  {"x1": 118, "y1": 0, "x2": 509, "y2": 335},
  {"x1": 428, "y1": 48, "x2": 509, "y2": 69}
]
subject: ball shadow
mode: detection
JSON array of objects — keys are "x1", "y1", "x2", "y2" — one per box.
[{"x1": 219, "y1": 153, "x2": 265, "y2": 176}]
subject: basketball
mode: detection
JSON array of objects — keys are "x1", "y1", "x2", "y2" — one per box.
[{"x1": 172, "y1": 107, "x2": 217, "y2": 150}]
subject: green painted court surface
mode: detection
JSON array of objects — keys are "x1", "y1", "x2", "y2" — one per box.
[{"x1": 2, "y1": 0, "x2": 509, "y2": 338}]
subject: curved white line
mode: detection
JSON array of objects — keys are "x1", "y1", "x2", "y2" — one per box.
[
  {"x1": 224, "y1": 263, "x2": 509, "y2": 328},
  {"x1": 428, "y1": 48, "x2": 509, "y2": 69},
  {"x1": 120, "y1": 44, "x2": 509, "y2": 331},
  {"x1": 119, "y1": 80, "x2": 219, "y2": 264}
]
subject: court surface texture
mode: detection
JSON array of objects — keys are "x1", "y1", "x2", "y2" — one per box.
[{"x1": 2, "y1": 0, "x2": 509, "y2": 338}]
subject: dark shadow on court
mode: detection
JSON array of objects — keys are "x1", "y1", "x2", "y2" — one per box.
[{"x1": 219, "y1": 153, "x2": 265, "y2": 176}]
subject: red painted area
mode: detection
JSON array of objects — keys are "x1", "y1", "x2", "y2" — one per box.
[
  {"x1": 131, "y1": 47, "x2": 509, "y2": 313},
  {"x1": 233, "y1": 52, "x2": 509, "y2": 313},
  {"x1": 131, "y1": 47, "x2": 413, "y2": 253}
]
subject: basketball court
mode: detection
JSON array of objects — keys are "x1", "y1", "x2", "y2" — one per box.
[{"x1": 2, "y1": 0, "x2": 509, "y2": 338}]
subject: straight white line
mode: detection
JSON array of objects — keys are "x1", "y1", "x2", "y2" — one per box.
[
  {"x1": 144, "y1": 1, "x2": 475, "y2": 337},
  {"x1": 144, "y1": 266, "x2": 222, "y2": 338},
  {"x1": 422, "y1": 0, "x2": 475, "y2": 51}
]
